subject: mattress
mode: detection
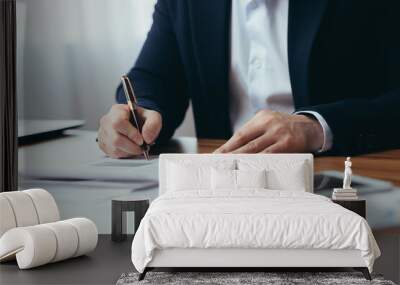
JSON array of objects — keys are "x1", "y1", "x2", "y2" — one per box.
[{"x1": 131, "y1": 190, "x2": 380, "y2": 273}]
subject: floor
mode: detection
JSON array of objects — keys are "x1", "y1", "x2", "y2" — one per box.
[
  {"x1": 373, "y1": 233, "x2": 400, "y2": 283},
  {"x1": 1, "y1": 234, "x2": 399, "y2": 285}
]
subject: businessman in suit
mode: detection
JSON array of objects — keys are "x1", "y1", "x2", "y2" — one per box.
[{"x1": 98, "y1": 0, "x2": 400, "y2": 158}]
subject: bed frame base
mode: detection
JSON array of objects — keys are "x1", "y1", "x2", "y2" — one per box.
[
  {"x1": 137, "y1": 248, "x2": 371, "y2": 280},
  {"x1": 137, "y1": 268, "x2": 148, "y2": 281},
  {"x1": 354, "y1": 267, "x2": 372, "y2": 280},
  {"x1": 138, "y1": 267, "x2": 372, "y2": 281}
]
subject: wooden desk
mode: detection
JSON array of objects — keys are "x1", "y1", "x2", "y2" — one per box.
[
  {"x1": 314, "y1": 150, "x2": 400, "y2": 187},
  {"x1": 196, "y1": 139, "x2": 400, "y2": 187}
]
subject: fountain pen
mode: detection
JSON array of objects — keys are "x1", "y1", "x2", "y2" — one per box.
[{"x1": 121, "y1": 75, "x2": 150, "y2": 160}]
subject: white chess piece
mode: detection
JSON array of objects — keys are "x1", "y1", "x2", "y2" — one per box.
[{"x1": 343, "y1": 157, "x2": 352, "y2": 189}]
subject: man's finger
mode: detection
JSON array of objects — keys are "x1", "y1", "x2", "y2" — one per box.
[
  {"x1": 232, "y1": 134, "x2": 276, "y2": 154},
  {"x1": 108, "y1": 103, "x2": 144, "y2": 145},
  {"x1": 141, "y1": 110, "x2": 162, "y2": 144},
  {"x1": 261, "y1": 143, "x2": 287, "y2": 153},
  {"x1": 113, "y1": 119, "x2": 143, "y2": 146},
  {"x1": 110, "y1": 104, "x2": 130, "y2": 120},
  {"x1": 98, "y1": 129, "x2": 134, "y2": 158},
  {"x1": 110, "y1": 132, "x2": 143, "y2": 155},
  {"x1": 109, "y1": 148, "x2": 132, "y2": 159},
  {"x1": 214, "y1": 127, "x2": 263, "y2": 153}
]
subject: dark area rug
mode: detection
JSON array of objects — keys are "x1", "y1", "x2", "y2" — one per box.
[{"x1": 117, "y1": 271, "x2": 396, "y2": 285}]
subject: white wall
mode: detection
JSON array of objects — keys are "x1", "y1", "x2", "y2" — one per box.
[{"x1": 16, "y1": 0, "x2": 195, "y2": 136}]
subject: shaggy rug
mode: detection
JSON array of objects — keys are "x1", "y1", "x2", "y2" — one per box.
[{"x1": 116, "y1": 271, "x2": 396, "y2": 285}]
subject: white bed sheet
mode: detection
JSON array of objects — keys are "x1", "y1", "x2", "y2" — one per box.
[{"x1": 131, "y1": 190, "x2": 380, "y2": 273}]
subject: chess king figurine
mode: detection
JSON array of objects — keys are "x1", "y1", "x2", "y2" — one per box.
[{"x1": 343, "y1": 157, "x2": 352, "y2": 189}]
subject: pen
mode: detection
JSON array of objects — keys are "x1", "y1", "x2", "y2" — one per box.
[{"x1": 121, "y1": 75, "x2": 150, "y2": 160}]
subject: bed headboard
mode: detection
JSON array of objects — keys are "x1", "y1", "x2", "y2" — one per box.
[{"x1": 159, "y1": 154, "x2": 314, "y2": 195}]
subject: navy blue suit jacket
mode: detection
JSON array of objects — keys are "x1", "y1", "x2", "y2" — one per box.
[{"x1": 117, "y1": 0, "x2": 400, "y2": 155}]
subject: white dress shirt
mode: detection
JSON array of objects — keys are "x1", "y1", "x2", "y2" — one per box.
[{"x1": 229, "y1": 0, "x2": 333, "y2": 152}]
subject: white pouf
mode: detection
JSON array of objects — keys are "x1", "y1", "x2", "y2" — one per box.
[
  {"x1": 0, "y1": 196, "x2": 17, "y2": 237},
  {"x1": 24, "y1": 188, "x2": 60, "y2": 223},
  {"x1": 0, "y1": 218, "x2": 98, "y2": 269},
  {"x1": 1, "y1": 191, "x2": 40, "y2": 227},
  {"x1": 0, "y1": 189, "x2": 98, "y2": 269}
]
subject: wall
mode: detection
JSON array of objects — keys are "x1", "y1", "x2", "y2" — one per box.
[{"x1": 16, "y1": 0, "x2": 195, "y2": 136}]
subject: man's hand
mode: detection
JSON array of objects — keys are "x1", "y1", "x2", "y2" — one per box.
[
  {"x1": 214, "y1": 110, "x2": 324, "y2": 154},
  {"x1": 97, "y1": 104, "x2": 162, "y2": 158}
]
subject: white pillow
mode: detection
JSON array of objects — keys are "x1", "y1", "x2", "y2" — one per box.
[
  {"x1": 211, "y1": 168, "x2": 236, "y2": 190},
  {"x1": 238, "y1": 160, "x2": 308, "y2": 191},
  {"x1": 267, "y1": 161, "x2": 307, "y2": 191},
  {"x1": 166, "y1": 160, "x2": 235, "y2": 191},
  {"x1": 211, "y1": 169, "x2": 267, "y2": 190},
  {"x1": 236, "y1": 169, "x2": 267, "y2": 189}
]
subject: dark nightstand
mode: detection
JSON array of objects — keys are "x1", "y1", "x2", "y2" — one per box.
[
  {"x1": 111, "y1": 198, "x2": 150, "y2": 242},
  {"x1": 332, "y1": 199, "x2": 366, "y2": 218}
]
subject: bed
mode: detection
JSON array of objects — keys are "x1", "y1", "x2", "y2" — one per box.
[{"x1": 131, "y1": 154, "x2": 380, "y2": 280}]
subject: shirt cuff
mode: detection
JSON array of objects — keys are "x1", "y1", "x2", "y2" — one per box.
[{"x1": 294, "y1": 111, "x2": 333, "y2": 153}]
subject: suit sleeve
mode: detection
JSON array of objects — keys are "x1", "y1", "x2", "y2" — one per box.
[
  {"x1": 116, "y1": 0, "x2": 188, "y2": 143},
  {"x1": 298, "y1": 2, "x2": 400, "y2": 155}
]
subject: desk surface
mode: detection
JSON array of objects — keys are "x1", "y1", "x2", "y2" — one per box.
[
  {"x1": 18, "y1": 132, "x2": 400, "y2": 234},
  {"x1": 196, "y1": 139, "x2": 400, "y2": 187},
  {"x1": 19, "y1": 131, "x2": 400, "y2": 186}
]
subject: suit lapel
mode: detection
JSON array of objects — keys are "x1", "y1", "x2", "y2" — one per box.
[{"x1": 288, "y1": 0, "x2": 328, "y2": 108}]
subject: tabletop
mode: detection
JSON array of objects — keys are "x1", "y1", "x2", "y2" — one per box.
[
  {"x1": 19, "y1": 132, "x2": 400, "y2": 187},
  {"x1": 195, "y1": 139, "x2": 400, "y2": 187}
]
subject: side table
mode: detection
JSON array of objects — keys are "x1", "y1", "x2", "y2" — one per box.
[
  {"x1": 112, "y1": 198, "x2": 149, "y2": 242},
  {"x1": 332, "y1": 199, "x2": 366, "y2": 218}
]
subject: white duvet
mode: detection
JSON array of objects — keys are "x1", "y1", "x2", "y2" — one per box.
[{"x1": 131, "y1": 190, "x2": 380, "y2": 273}]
